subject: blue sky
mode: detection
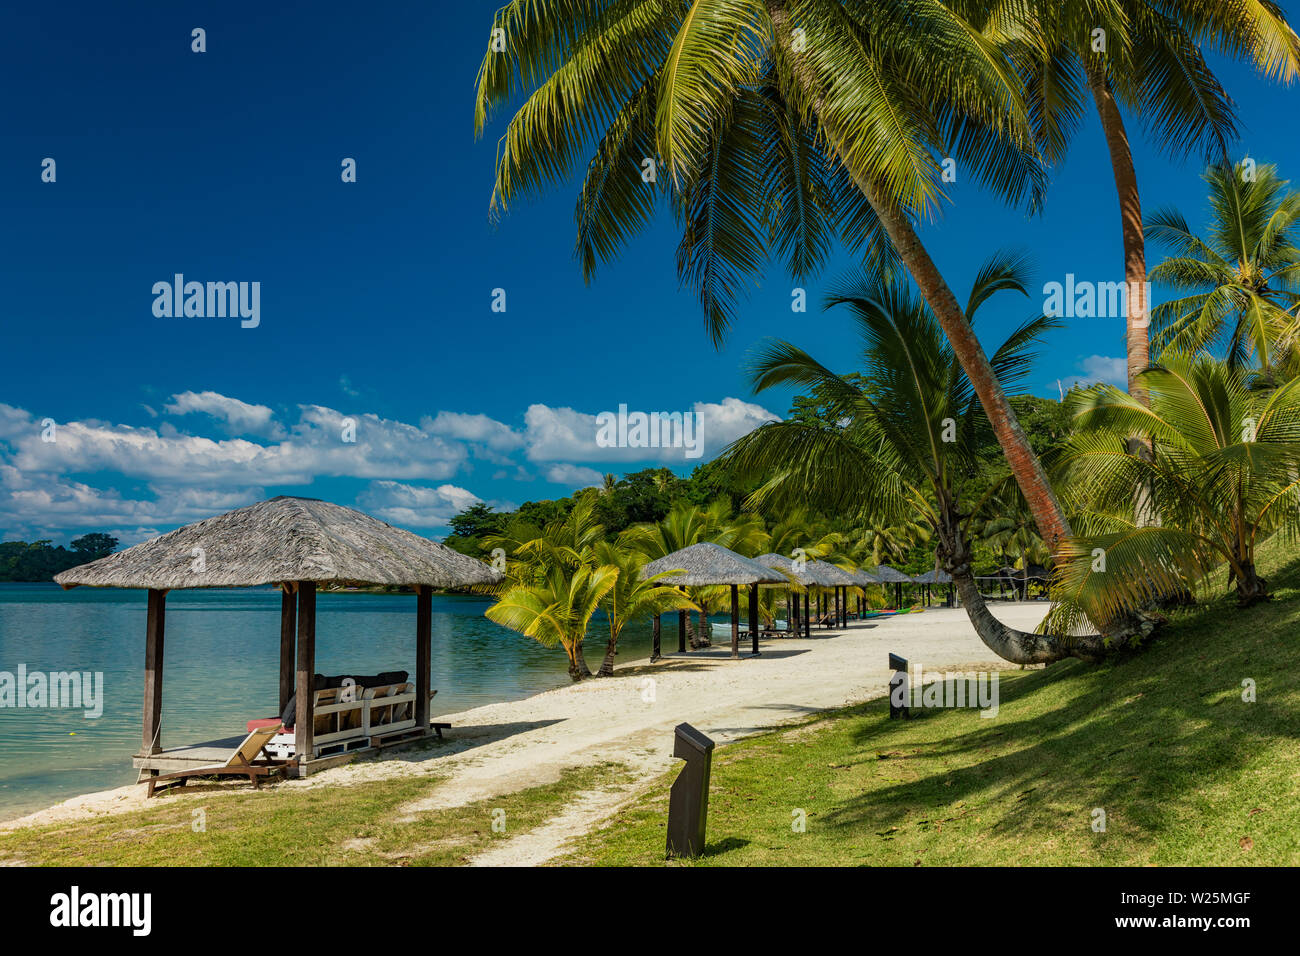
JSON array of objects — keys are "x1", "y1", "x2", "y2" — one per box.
[{"x1": 1, "y1": 1, "x2": 1298, "y2": 544}]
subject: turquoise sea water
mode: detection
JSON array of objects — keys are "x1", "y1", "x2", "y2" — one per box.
[{"x1": 0, "y1": 583, "x2": 673, "y2": 822}]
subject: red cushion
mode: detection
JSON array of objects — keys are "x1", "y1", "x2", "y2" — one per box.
[{"x1": 246, "y1": 717, "x2": 287, "y2": 734}]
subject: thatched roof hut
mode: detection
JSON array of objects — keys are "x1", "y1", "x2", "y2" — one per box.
[
  {"x1": 640, "y1": 542, "x2": 786, "y2": 587},
  {"x1": 55, "y1": 496, "x2": 502, "y2": 590},
  {"x1": 871, "y1": 564, "x2": 917, "y2": 584},
  {"x1": 754, "y1": 553, "x2": 831, "y2": 587},
  {"x1": 54, "y1": 496, "x2": 501, "y2": 778},
  {"x1": 641, "y1": 543, "x2": 785, "y2": 659},
  {"x1": 912, "y1": 569, "x2": 953, "y2": 584},
  {"x1": 806, "y1": 560, "x2": 857, "y2": 587}
]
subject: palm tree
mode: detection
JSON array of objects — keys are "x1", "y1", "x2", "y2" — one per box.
[
  {"x1": 992, "y1": 0, "x2": 1300, "y2": 405},
  {"x1": 1147, "y1": 161, "x2": 1300, "y2": 372},
  {"x1": 718, "y1": 252, "x2": 1117, "y2": 662},
  {"x1": 592, "y1": 542, "x2": 697, "y2": 675},
  {"x1": 621, "y1": 499, "x2": 729, "y2": 646},
  {"x1": 484, "y1": 494, "x2": 605, "y2": 585},
  {"x1": 486, "y1": 561, "x2": 618, "y2": 680},
  {"x1": 474, "y1": 0, "x2": 1077, "y2": 560},
  {"x1": 1054, "y1": 357, "x2": 1300, "y2": 617}
]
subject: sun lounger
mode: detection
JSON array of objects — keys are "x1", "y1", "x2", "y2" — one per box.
[{"x1": 146, "y1": 724, "x2": 286, "y2": 797}]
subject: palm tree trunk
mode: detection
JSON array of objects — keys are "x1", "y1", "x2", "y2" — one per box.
[
  {"x1": 949, "y1": 566, "x2": 1110, "y2": 663},
  {"x1": 1087, "y1": 65, "x2": 1159, "y2": 528},
  {"x1": 765, "y1": 0, "x2": 1071, "y2": 554},
  {"x1": 597, "y1": 634, "x2": 619, "y2": 676},
  {"x1": 1086, "y1": 66, "x2": 1150, "y2": 405}
]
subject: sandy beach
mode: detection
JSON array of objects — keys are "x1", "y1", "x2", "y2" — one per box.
[{"x1": 2, "y1": 603, "x2": 1047, "y2": 861}]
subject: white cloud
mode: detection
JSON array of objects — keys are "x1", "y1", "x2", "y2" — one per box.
[
  {"x1": 2, "y1": 400, "x2": 467, "y2": 486},
  {"x1": 356, "y1": 480, "x2": 483, "y2": 528},
  {"x1": 1076, "y1": 355, "x2": 1127, "y2": 387},
  {"x1": 164, "y1": 390, "x2": 283, "y2": 437},
  {"x1": 422, "y1": 411, "x2": 526, "y2": 458},
  {"x1": 522, "y1": 398, "x2": 779, "y2": 463},
  {"x1": 544, "y1": 463, "x2": 604, "y2": 487}
]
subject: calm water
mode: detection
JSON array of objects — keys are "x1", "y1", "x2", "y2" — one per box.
[{"x1": 0, "y1": 583, "x2": 674, "y2": 822}]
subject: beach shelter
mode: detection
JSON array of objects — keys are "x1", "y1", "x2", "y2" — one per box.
[
  {"x1": 805, "y1": 560, "x2": 857, "y2": 628},
  {"x1": 54, "y1": 496, "x2": 502, "y2": 778},
  {"x1": 640, "y1": 542, "x2": 786, "y2": 658},
  {"x1": 754, "y1": 553, "x2": 812, "y2": 637},
  {"x1": 912, "y1": 568, "x2": 954, "y2": 607},
  {"x1": 844, "y1": 566, "x2": 882, "y2": 618},
  {"x1": 871, "y1": 565, "x2": 917, "y2": 608}
]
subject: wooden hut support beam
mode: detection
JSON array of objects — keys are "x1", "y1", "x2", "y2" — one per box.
[
  {"x1": 749, "y1": 583, "x2": 760, "y2": 656},
  {"x1": 678, "y1": 588, "x2": 687, "y2": 653},
  {"x1": 142, "y1": 588, "x2": 166, "y2": 755},
  {"x1": 295, "y1": 581, "x2": 317, "y2": 767},
  {"x1": 652, "y1": 614, "x2": 662, "y2": 662},
  {"x1": 279, "y1": 586, "x2": 296, "y2": 713},
  {"x1": 415, "y1": 585, "x2": 432, "y2": 734},
  {"x1": 730, "y1": 584, "x2": 740, "y2": 659}
]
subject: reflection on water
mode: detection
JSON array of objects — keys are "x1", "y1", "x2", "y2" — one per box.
[{"x1": 0, "y1": 583, "x2": 686, "y2": 821}]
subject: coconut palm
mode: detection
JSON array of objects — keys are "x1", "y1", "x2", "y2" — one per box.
[
  {"x1": 718, "y1": 252, "x2": 1120, "y2": 662},
  {"x1": 990, "y1": 0, "x2": 1300, "y2": 404},
  {"x1": 486, "y1": 561, "x2": 618, "y2": 680},
  {"x1": 1147, "y1": 161, "x2": 1300, "y2": 372},
  {"x1": 485, "y1": 494, "x2": 605, "y2": 585},
  {"x1": 591, "y1": 542, "x2": 698, "y2": 675},
  {"x1": 474, "y1": 0, "x2": 1079, "y2": 563},
  {"x1": 1054, "y1": 357, "x2": 1300, "y2": 618}
]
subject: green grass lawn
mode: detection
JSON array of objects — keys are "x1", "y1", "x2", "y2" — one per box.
[
  {"x1": 0, "y1": 752, "x2": 633, "y2": 866},
  {"x1": 558, "y1": 545, "x2": 1300, "y2": 866}
]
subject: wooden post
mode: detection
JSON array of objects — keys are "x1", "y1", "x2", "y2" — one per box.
[
  {"x1": 295, "y1": 581, "x2": 317, "y2": 766},
  {"x1": 142, "y1": 588, "x2": 166, "y2": 755},
  {"x1": 729, "y1": 584, "x2": 740, "y2": 659},
  {"x1": 678, "y1": 587, "x2": 687, "y2": 653},
  {"x1": 416, "y1": 585, "x2": 432, "y2": 735},
  {"x1": 803, "y1": 593, "x2": 810, "y2": 638},
  {"x1": 652, "y1": 614, "x2": 662, "y2": 662},
  {"x1": 788, "y1": 588, "x2": 797, "y2": 635},
  {"x1": 279, "y1": 586, "x2": 296, "y2": 713},
  {"x1": 749, "y1": 583, "x2": 760, "y2": 656}
]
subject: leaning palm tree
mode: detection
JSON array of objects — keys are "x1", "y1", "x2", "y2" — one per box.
[
  {"x1": 474, "y1": 0, "x2": 1079, "y2": 561},
  {"x1": 1147, "y1": 161, "x2": 1300, "y2": 372},
  {"x1": 718, "y1": 252, "x2": 1125, "y2": 662},
  {"x1": 592, "y1": 542, "x2": 697, "y2": 675},
  {"x1": 1054, "y1": 357, "x2": 1300, "y2": 617},
  {"x1": 989, "y1": 0, "x2": 1300, "y2": 404}
]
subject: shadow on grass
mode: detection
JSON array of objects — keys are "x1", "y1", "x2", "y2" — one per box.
[{"x1": 811, "y1": 552, "x2": 1300, "y2": 849}]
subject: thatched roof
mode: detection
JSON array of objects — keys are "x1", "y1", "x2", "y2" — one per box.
[
  {"x1": 54, "y1": 496, "x2": 503, "y2": 591},
  {"x1": 806, "y1": 560, "x2": 858, "y2": 587},
  {"x1": 843, "y1": 566, "x2": 882, "y2": 585},
  {"x1": 871, "y1": 564, "x2": 917, "y2": 584},
  {"x1": 640, "y1": 542, "x2": 787, "y2": 586},
  {"x1": 912, "y1": 569, "x2": 952, "y2": 584},
  {"x1": 754, "y1": 553, "x2": 817, "y2": 587}
]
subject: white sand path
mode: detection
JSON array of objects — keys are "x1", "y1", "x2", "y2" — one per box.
[{"x1": 2, "y1": 603, "x2": 1047, "y2": 863}]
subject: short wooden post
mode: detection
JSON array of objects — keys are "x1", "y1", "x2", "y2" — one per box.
[
  {"x1": 416, "y1": 585, "x2": 432, "y2": 735},
  {"x1": 729, "y1": 584, "x2": 740, "y2": 659},
  {"x1": 142, "y1": 589, "x2": 166, "y2": 754},
  {"x1": 749, "y1": 583, "x2": 760, "y2": 656},
  {"x1": 295, "y1": 581, "x2": 317, "y2": 766},
  {"x1": 279, "y1": 586, "x2": 296, "y2": 713}
]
